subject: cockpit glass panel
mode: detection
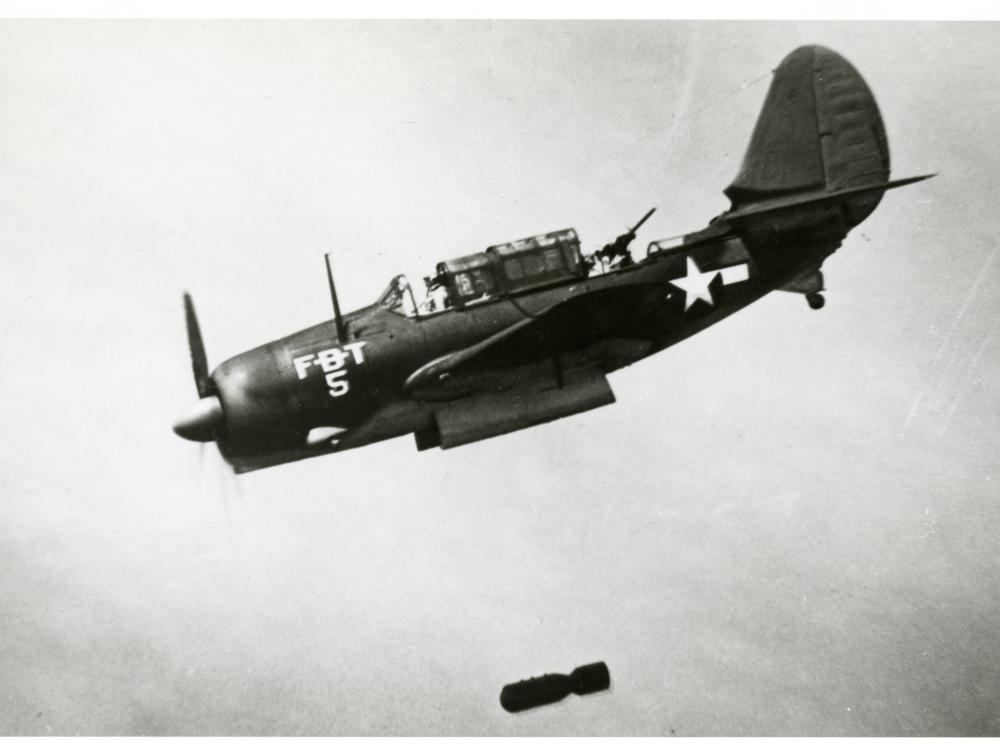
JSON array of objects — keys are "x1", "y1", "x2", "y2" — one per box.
[
  {"x1": 377, "y1": 276, "x2": 402, "y2": 310},
  {"x1": 504, "y1": 258, "x2": 524, "y2": 280},
  {"x1": 377, "y1": 274, "x2": 417, "y2": 316},
  {"x1": 471, "y1": 268, "x2": 497, "y2": 295},
  {"x1": 454, "y1": 272, "x2": 474, "y2": 297},
  {"x1": 543, "y1": 247, "x2": 564, "y2": 271},
  {"x1": 521, "y1": 254, "x2": 545, "y2": 276}
]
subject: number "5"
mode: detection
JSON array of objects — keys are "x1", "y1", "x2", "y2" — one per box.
[{"x1": 325, "y1": 370, "x2": 349, "y2": 397}]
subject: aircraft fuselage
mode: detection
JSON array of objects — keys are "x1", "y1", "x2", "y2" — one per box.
[{"x1": 210, "y1": 226, "x2": 831, "y2": 472}]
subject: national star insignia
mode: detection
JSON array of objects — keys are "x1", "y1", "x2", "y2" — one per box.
[{"x1": 669, "y1": 256, "x2": 718, "y2": 312}]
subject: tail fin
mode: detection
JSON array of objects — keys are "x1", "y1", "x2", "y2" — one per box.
[{"x1": 725, "y1": 45, "x2": 890, "y2": 229}]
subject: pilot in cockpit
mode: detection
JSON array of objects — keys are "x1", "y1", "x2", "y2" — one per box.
[{"x1": 423, "y1": 273, "x2": 450, "y2": 313}]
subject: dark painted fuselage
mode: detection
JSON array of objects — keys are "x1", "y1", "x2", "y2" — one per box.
[{"x1": 211, "y1": 219, "x2": 837, "y2": 473}]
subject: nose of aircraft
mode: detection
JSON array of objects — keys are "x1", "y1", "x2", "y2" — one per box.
[
  {"x1": 175, "y1": 292, "x2": 302, "y2": 471},
  {"x1": 172, "y1": 395, "x2": 224, "y2": 442}
]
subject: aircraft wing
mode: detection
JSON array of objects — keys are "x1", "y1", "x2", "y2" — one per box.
[{"x1": 403, "y1": 283, "x2": 661, "y2": 394}]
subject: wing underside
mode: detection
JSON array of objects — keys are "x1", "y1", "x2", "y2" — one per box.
[
  {"x1": 402, "y1": 284, "x2": 661, "y2": 448},
  {"x1": 404, "y1": 283, "x2": 660, "y2": 394}
]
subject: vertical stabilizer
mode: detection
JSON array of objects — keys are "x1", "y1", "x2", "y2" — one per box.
[{"x1": 725, "y1": 45, "x2": 890, "y2": 229}]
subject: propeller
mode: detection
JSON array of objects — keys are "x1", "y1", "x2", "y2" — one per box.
[
  {"x1": 175, "y1": 293, "x2": 241, "y2": 530},
  {"x1": 174, "y1": 292, "x2": 226, "y2": 443},
  {"x1": 184, "y1": 291, "x2": 213, "y2": 399}
]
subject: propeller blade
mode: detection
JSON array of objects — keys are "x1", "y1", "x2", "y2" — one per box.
[{"x1": 183, "y1": 291, "x2": 212, "y2": 398}]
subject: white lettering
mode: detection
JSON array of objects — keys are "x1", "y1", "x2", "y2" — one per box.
[
  {"x1": 316, "y1": 347, "x2": 347, "y2": 373},
  {"x1": 294, "y1": 341, "x2": 369, "y2": 399},
  {"x1": 342, "y1": 341, "x2": 368, "y2": 365},
  {"x1": 293, "y1": 354, "x2": 315, "y2": 380}
]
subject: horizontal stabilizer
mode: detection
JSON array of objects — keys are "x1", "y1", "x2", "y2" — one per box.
[{"x1": 722, "y1": 174, "x2": 934, "y2": 224}]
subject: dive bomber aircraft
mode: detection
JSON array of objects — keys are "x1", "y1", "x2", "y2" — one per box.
[{"x1": 173, "y1": 45, "x2": 932, "y2": 473}]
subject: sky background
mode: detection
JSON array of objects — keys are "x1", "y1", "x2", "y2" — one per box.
[{"x1": 1, "y1": 20, "x2": 998, "y2": 736}]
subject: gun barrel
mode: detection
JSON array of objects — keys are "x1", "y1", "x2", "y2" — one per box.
[{"x1": 629, "y1": 207, "x2": 656, "y2": 234}]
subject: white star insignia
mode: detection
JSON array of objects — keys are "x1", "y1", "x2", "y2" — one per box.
[{"x1": 669, "y1": 256, "x2": 718, "y2": 311}]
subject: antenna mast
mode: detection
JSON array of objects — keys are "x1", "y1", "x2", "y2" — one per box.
[{"x1": 324, "y1": 253, "x2": 347, "y2": 342}]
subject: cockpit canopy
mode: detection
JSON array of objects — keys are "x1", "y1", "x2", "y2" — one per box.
[
  {"x1": 438, "y1": 228, "x2": 585, "y2": 308},
  {"x1": 376, "y1": 274, "x2": 414, "y2": 314},
  {"x1": 376, "y1": 228, "x2": 587, "y2": 317}
]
